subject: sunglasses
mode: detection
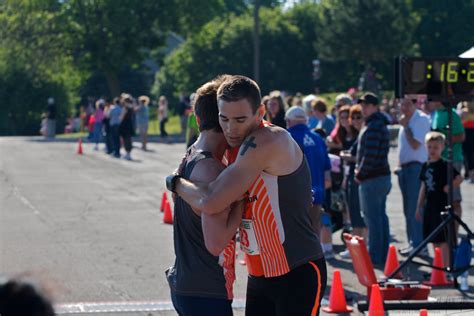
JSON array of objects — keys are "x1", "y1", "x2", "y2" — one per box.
[{"x1": 351, "y1": 115, "x2": 362, "y2": 120}]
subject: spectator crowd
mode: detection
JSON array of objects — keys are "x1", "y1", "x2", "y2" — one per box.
[
  {"x1": 258, "y1": 89, "x2": 472, "y2": 267},
  {"x1": 41, "y1": 86, "x2": 473, "y2": 267}
]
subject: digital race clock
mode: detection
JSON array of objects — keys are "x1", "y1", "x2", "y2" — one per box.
[{"x1": 395, "y1": 57, "x2": 474, "y2": 100}]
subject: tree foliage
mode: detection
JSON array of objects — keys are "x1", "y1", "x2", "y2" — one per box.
[
  {"x1": 317, "y1": 0, "x2": 418, "y2": 64},
  {"x1": 2, "y1": 0, "x2": 474, "y2": 135},
  {"x1": 154, "y1": 7, "x2": 317, "y2": 101},
  {"x1": 0, "y1": 0, "x2": 83, "y2": 135},
  {"x1": 0, "y1": 0, "x2": 230, "y2": 135},
  {"x1": 413, "y1": 0, "x2": 474, "y2": 56}
]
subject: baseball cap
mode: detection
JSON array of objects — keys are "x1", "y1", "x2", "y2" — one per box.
[
  {"x1": 285, "y1": 106, "x2": 308, "y2": 121},
  {"x1": 335, "y1": 94, "x2": 352, "y2": 107},
  {"x1": 358, "y1": 92, "x2": 379, "y2": 105}
]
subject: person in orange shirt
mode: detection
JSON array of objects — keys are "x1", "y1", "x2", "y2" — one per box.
[{"x1": 167, "y1": 75, "x2": 326, "y2": 316}]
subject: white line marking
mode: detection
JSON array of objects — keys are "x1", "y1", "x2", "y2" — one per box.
[
  {"x1": 13, "y1": 186, "x2": 41, "y2": 215},
  {"x1": 55, "y1": 299, "x2": 246, "y2": 314},
  {"x1": 55, "y1": 298, "x2": 329, "y2": 314}
]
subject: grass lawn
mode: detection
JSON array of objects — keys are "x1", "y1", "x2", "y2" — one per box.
[
  {"x1": 148, "y1": 115, "x2": 181, "y2": 136},
  {"x1": 57, "y1": 115, "x2": 182, "y2": 138}
]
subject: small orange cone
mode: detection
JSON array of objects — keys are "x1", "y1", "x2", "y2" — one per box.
[
  {"x1": 423, "y1": 247, "x2": 453, "y2": 286},
  {"x1": 77, "y1": 138, "x2": 83, "y2": 155},
  {"x1": 368, "y1": 284, "x2": 385, "y2": 316},
  {"x1": 384, "y1": 245, "x2": 403, "y2": 279},
  {"x1": 160, "y1": 192, "x2": 168, "y2": 212},
  {"x1": 419, "y1": 309, "x2": 428, "y2": 316},
  {"x1": 322, "y1": 269, "x2": 353, "y2": 313},
  {"x1": 163, "y1": 200, "x2": 173, "y2": 224}
]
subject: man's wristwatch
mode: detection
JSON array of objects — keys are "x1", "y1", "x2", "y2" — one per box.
[{"x1": 166, "y1": 174, "x2": 181, "y2": 193}]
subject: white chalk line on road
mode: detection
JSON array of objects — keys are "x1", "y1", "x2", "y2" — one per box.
[
  {"x1": 13, "y1": 185, "x2": 41, "y2": 215},
  {"x1": 55, "y1": 299, "x2": 246, "y2": 314},
  {"x1": 55, "y1": 298, "x2": 330, "y2": 314}
]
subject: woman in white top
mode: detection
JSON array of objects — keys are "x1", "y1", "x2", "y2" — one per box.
[
  {"x1": 158, "y1": 95, "x2": 169, "y2": 139},
  {"x1": 135, "y1": 95, "x2": 150, "y2": 150}
]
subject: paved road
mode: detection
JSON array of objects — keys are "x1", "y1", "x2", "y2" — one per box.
[{"x1": 1, "y1": 137, "x2": 473, "y2": 315}]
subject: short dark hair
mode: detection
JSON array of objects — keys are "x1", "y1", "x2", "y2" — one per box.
[
  {"x1": 311, "y1": 97, "x2": 328, "y2": 113},
  {"x1": 217, "y1": 75, "x2": 261, "y2": 113},
  {"x1": 194, "y1": 75, "x2": 231, "y2": 132},
  {"x1": 0, "y1": 279, "x2": 55, "y2": 316}
]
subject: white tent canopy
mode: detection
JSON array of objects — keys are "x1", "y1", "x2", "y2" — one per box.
[{"x1": 459, "y1": 47, "x2": 474, "y2": 58}]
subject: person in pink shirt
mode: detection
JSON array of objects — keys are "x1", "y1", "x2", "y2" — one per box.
[{"x1": 93, "y1": 100, "x2": 105, "y2": 150}]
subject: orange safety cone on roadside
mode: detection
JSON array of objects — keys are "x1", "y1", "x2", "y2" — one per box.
[
  {"x1": 322, "y1": 269, "x2": 353, "y2": 313},
  {"x1": 160, "y1": 192, "x2": 168, "y2": 212},
  {"x1": 77, "y1": 138, "x2": 83, "y2": 155},
  {"x1": 163, "y1": 200, "x2": 173, "y2": 224},
  {"x1": 423, "y1": 247, "x2": 453, "y2": 286},
  {"x1": 384, "y1": 245, "x2": 403, "y2": 279},
  {"x1": 419, "y1": 309, "x2": 428, "y2": 316},
  {"x1": 368, "y1": 284, "x2": 385, "y2": 316}
]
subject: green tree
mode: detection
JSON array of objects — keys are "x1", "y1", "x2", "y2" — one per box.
[
  {"x1": 0, "y1": 0, "x2": 82, "y2": 135},
  {"x1": 413, "y1": 0, "x2": 474, "y2": 56},
  {"x1": 0, "y1": 0, "x2": 230, "y2": 135},
  {"x1": 316, "y1": 0, "x2": 418, "y2": 89},
  {"x1": 154, "y1": 7, "x2": 317, "y2": 102}
]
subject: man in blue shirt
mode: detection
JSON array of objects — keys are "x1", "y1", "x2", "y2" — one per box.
[{"x1": 286, "y1": 106, "x2": 332, "y2": 253}]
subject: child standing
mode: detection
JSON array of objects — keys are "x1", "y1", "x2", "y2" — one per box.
[{"x1": 416, "y1": 132, "x2": 463, "y2": 267}]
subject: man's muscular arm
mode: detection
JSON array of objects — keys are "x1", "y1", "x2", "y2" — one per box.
[
  {"x1": 175, "y1": 132, "x2": 271, "y2": 215},
  {"x1": 185, "y1": 158, "x2": 245, "y2": 256},
  {"x1": 202, "y1": 200, "x2": 245, "y2": 256}
]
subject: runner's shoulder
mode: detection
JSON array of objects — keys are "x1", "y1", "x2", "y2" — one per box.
[
  {"x1": 250, "y1": 124, "x2": 289, "y2": 148},
  {"x1": 189, "y1": 157, "x2": 225, "y2": 183}
]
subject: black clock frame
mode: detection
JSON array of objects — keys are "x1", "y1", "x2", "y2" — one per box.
[
  {"x1": 395, "y1": 56, "x2": 474, "y2": 101},
  {"x1": 390, "y1": 56, "x2": 473, "y2": 290}
]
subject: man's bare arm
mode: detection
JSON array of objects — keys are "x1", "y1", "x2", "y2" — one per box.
[
  {"x1": 404, "y1": 127, "x2": 421, "y2": 150},
  {"x1": 175, "y1": 132, "x2": 271, "y2": 214},
  {"x1": 202, "y1": 200, "x2": 245, "y2": 256}
]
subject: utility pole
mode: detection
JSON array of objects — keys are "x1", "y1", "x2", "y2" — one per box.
[{"x1": 253, "y1": 0, "x2": 260, "y2": 83}]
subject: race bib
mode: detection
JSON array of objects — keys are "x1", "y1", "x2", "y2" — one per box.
[{"x1": 239, "y1": 219, "x2": 260, "y2": 255}]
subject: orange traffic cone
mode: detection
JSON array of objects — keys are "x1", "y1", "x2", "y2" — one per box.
[
  {"x1": 423, "y1": 247, "x2": 453, "y2": 286},
  {"x1": 419, "y1": 309, "x2": 428, "y2": 316},
  {"x1": 160, "y1": 192, "x2": 168, "y2": 212},
  {"x1": 368, "y1": 284, "x2": 385, "y2": 316},
  {"x1": 322, "y1": 269, "x2": 353, "y2": 313},
  {"x1": 163, "y1": 200, "x2": 173, "y2": 224},
  {"x1": 77, "y1": 138, "x2": 83, "y2": 155},
  {"x1": 384, "y1": 245, "x2": 403, "y2": 279}
]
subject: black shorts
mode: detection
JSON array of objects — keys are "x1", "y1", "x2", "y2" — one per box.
[
  {"x1": 423, "y1": 209, "x2": 448, "y2": 243},
  {"x1": 245, "y1": 257, "x2": 327, "y2": 316}
]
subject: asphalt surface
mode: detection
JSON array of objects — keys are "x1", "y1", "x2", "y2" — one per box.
[{"x1": 0, "y1": 136, "x2": 473, "y2": 315}]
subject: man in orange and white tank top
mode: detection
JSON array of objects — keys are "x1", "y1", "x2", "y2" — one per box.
[{"x1": 168, "y1": 75, "x2": 327, "y2": 315}]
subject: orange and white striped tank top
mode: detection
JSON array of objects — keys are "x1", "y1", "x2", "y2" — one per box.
[
  {"x1": 226, "y1": 122, "x2": 323, "y2": 278},
  {"x1": 240, "y1": 157, "x2": 323, "y2": 278}
]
